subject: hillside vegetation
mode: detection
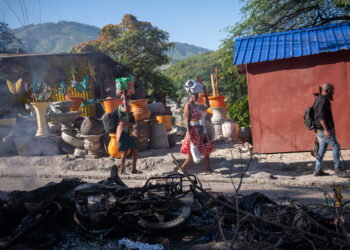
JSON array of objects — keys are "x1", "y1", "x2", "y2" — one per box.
[{"x1": 164, "y1": 50, "x2": 220, "y2": 99}]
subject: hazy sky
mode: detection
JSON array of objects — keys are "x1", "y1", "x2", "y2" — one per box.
[{"x1": 0, "y1": 0, "x2": 242, "y2": 50}]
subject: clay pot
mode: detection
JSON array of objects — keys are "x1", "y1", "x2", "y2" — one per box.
[
  {"x1": 197, "y1": 93, "x2": 208, "y2": 105},
  {"x1": 156, "y1": 115, "x2": 172, "y2": 132},
  {"x1": 130, "y1": 99, "x2": 151, "y2": 121},
  {"x1": 80, "y1": 117, "x2": 103, "y2": 135},
  {"x1": 168, "y1": 132, "x2": 176, "y2": 148},
  {"x1": 65, "y1": 96, "x2": 83, "y2": 111},
  {"x1": 211, "y1": 107, "x2": 228, "y2": 125},
  {"x1": 31, "y1": 102, "x2": 50, "y2": 137},
  {"x1": 62, "y1": 131, "x2": 84, "y2": 148},
  {"x1": 50, "y1": 101, "x2": 74, "y2": 113},
  {"x1": 81, "y1": 134, "x2": 103, "y2": 156},
  {"x1": 103, "y1": 98, "x2": 121, "y2": 114},
  {"x1": 211, "y1": 107, "x2": 228, "y2": 139},
  {"x1": 147, "y1": 102, "x2": 165, "y2": 115},
  {"x1": 208, "y1": 96, "x2": 226, "y2": 115},
  {"x1": 133, "y1": 121, "x2": 149, "y2": 151},
  {"x1": 108, "y1": 133, "x2": 131, "y2": 158},
  {"x1": 222, "y1": 120, "x2": 237, "y2": 141},
  {"x1": 150, "y1": 123, "x2": 169, "y2": 149},
  {"x1": 239, "y1": 127, "x2": 252, "y2": 143}
]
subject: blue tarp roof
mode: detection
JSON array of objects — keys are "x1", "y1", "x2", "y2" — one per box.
[{"x1": 233, "y1": 22, "x2": 350, "y2": 65}]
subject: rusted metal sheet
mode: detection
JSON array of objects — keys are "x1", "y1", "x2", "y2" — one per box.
[{"x1": 247, "y1": 50, "x2": 350, "y2": 153}]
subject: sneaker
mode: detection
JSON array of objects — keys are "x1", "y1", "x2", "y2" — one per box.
[
  {"x1": 335, "y1": 168, "x2": 348, "y2": 178},
  {"x1": 314, "y1": 170, "x2": 330, "y2": 176}
]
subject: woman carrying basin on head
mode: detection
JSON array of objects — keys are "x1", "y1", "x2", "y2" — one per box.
[{"x1": 179, "y1": 77, "x2": 214, "y2": 174}]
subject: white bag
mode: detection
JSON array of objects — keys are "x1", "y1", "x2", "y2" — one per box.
[{"x1": 190, "y1": 142, "x2": 201, "y2": 164}]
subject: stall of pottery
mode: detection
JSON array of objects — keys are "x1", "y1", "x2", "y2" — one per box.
[{"x1": 211, "y1": 107, "x2": 228, "y2": 139}]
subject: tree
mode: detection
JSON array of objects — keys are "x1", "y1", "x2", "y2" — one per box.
[
  {"x1": 231, "y1": 0, "x2": 350, "y2": 37},
  {"x1": 219, "y1": 0, "x2": 350, "y2": 126},
  {"x1": 0, "y1": 22, "x2": 21, "y2": 53},
  {"x1": 72, "y1": 14, "x2": 175, "y2": 94}
]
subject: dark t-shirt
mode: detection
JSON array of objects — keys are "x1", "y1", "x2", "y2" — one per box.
[{"x1": 313, "y1": 94, "x2": 334, "y2": 130}]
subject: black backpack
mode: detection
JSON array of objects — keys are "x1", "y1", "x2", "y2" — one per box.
[
  {"x1": 102, "y1": 108, "x2": 119, "y2": 134},
  {"x1": 304, "y1": 106, "x2": 315, "y2": 130}
]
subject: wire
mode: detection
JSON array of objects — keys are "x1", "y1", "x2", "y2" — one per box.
[{"x1": 4, "y1": 0, "x2": 24, "y2": 27}]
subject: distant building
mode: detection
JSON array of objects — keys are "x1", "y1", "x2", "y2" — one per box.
[{"x1": 234, "y1": 22, "x2": 350, "y2": 153}]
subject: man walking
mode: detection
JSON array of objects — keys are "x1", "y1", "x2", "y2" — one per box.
[{"x1": 313, "y1": 83, "x2": 345, "y2": 177}]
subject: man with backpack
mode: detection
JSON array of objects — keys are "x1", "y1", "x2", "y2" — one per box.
[{"x1": 312, "y1": 83, "x2": 345, "y2": 177}]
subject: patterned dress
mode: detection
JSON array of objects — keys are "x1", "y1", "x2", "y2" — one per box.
[{"x1": 180, "y1": 103, "x2": 213, "y2": 157}]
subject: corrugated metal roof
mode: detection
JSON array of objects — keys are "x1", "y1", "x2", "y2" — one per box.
[{"x1": 233, "y1": 22, "x2": 350, "y2": 65}]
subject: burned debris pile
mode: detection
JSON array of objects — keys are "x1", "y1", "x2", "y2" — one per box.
[{"x1": 0, "y1": 169, "x2": 349, "y2": 249}]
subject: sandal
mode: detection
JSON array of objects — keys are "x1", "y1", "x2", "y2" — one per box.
[
  {"x1": 205, "y1": 170, "x2": 219, "y2": 175},
  {"x1": 177, "y1": 168, "x2": 186, "y2": 174},
  {"x1": 119, "y1": 172, "x2": 129, "y2": 175},
  {"x1": 131, "y1": 170, "x2": 143, "y2": 174}
]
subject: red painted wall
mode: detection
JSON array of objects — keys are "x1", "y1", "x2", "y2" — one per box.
[{"x1": 246, "y1": 50, "x2": 350, "y2": 153}]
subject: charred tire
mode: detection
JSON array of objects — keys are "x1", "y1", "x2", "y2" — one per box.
[{"x1": 137, "y1": 202, "x2": 191, "y2": 232}]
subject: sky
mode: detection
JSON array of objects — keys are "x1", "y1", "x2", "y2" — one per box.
[{"x1": 0, "y1": 0, "x2": 242, "y2": 50}]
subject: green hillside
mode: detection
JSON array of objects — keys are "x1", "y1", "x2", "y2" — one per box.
[
  {"x1": 11, "y1": 21, "x2": 210, "y2": 62},
  {"x1": 163, "y1": 50, "x2": 220, "y2": 98},
  {"x1": 12, "y1": 21, "x2": 100, "y2": 53},
  {"x1": 166, "y1": 42, "x2": 211, "y2": 63}
]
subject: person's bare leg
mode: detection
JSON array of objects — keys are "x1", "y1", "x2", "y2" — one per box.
[
  {"x1": 131, "y1": 149, "x2": 139, "y2": 173},
  {"x1": 120, "y1": 151, "x2": 127, "y2": 173},
  {"x1": 205, "y1": 156, "x2": 211, "y2": 173},
  {"x1": 181, "y1": 154, "x2": 192, "y2": 172}
]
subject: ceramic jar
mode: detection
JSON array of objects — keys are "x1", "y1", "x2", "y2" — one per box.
[
  {"x1": 130, "y1": 99, "x2": 151, "y2": 121},
  {"x1": 108, "y1": 133, "x2": 131, "y2": 158},
  {"x1": 103, "y1": 98, "x2": 121, "y2": 114},
  {"x1": 81, "y1": 134, "x2": 103, "y2": 156},
  {"x1": 150, "y1": 123, "x2": 169, "y2": 149},
  {"x1": 80, "y1": 116, "x2": 103, "y2": 135},
  {"x1": 208, "y1": 96, "x2": 226, "y2": 115},
  {"x1": 65, "y1": 96, "x2": 83, "y2": 111},
  {"x1": 50, "y1": 101, "x2": 74, "y2": 113},
  {"x1": 211, "y1": 107, "x2": 228, "y2": 139},
  {"x1": 133, "y1": 121, "x2": 149, "y2": 151},
  {"x1": 222, "y1": 120, "x2": 237, "y2": 141},
  {"x1": 147, "y1": 102, "x2": 165, "y2": 115},
  {"x1": 155, "y1": 115, "x2": 172, "y2": 132},
  {"x1": 31, "y1": 102, "x2": 50, "y2": 137}
]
